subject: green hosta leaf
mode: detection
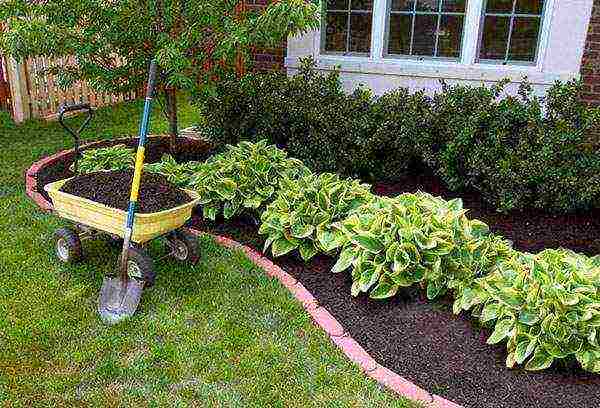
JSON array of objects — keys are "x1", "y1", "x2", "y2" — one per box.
[
  {"x1": 470, "y1": 219, "x2": 490, "y2": 237},
  {"x1": 370, "y1": 279, "x2": 400, "y2": 300},
  {"x1": 243, "y1": 197, "x2": 263, "y2": 209},
  {"x1": 317, "y1": 227, "x2": 345, "y2": 252},
  {"x1": 481, "y1": 303, "x2": 500, "y2": 322},
  {"x1": 414, "y1": 231, "x2": 436, "y2": 250},
  {"x1": 223, "y1": 201, "x2": 239, "y2": 219},
  {"x1": 352, "y1": 233, "x2": 384, "y2": 254},
  {"x1": 525, "y1": 348, "x2": 554, "y2": 371},
  {"x1": 291, "y1": 223, "x2": 315, "y2": 239},
  {"x1": 518, "y1": 310, "x2": 540, "y2": 326},
  {"x1": 298, "y1": 241, "x2": 319, "y2": 261},
  {"x1": 271, "y1": 238, "x2": 299, "y2": 258},
  {"x1": 351, "y1": 280, "x2": 361, "y2": 297},
  {"x1": 506, "y1": 352, "x2": 516, "y2": 369},
  {"x1": 487, "y1": 318, "x2": 514, "y2": 344},
  {"x1": 202, "y1": 204, "x2": 218, "y2": 221},
  {"x1": 359, "y1": 265, "x2": 382, "y2": 292},
  {"x1": 426, "y1": 282, "x2": 442, "y2": 300},
  {"x1": 216, "y1": 179, "x2": 237, "y2": 200},
  {"x1": 515, "y1": 338, "x2": 537, "y2": 365},
  {"x1": 332, "y1": 246, "x2": 356, "y2": 273}
]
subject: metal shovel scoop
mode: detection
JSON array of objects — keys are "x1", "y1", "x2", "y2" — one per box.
[{"x1": 98, "y1": 60, "x2": 158, "y2": 325}]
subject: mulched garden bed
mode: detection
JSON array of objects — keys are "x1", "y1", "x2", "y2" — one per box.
[
  {"x1": 195, "y1": 171, "x2": 600, "y2": 408},
  {"x1": 36, "y1": 136, "x2": 213, "y2": 203},
  {"x1": 61, "y1": 170, "x2": 192, "y2": 213}
]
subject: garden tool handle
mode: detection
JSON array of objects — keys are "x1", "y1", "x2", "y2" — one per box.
[
  {"x1": 58, "y1": 103, "x2": 93, "y2": 175},
  {"x1": 119, "y1": 60, "x2": 159, "y2": 284}
]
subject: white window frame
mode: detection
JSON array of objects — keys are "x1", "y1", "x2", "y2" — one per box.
[{"x1": 312, "y1": 0, "x2": 558, "y2": 83}]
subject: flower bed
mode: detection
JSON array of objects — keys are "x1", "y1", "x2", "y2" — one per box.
[{"x1": 26, "y1": 140, "x2": 600, "y2": 408}]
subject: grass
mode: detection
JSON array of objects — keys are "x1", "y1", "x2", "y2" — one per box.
[{"x1": 0, "y1": 99, "x2": 419, "y2": 407}]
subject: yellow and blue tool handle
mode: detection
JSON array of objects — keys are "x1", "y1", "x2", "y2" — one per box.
[
  {"x1": 124, "y1": 60, "x2": 158, "y2": 232},
  {"x1": 58, "y1": 103, "x2": 93, "y2": 175}
]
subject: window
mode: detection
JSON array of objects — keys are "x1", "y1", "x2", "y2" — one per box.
[
  {"x1": 385, "y1": 0, "x2": 467, "y2": 59},
  {"x1": 318, "y1": 0, "x2": 550, "y2": 67},
  {"x1": 478, "y1": 0, "x2": 545, "y2": 63},
  {"x1": 322, "y1": 0, "x2": 374, "y2": 54}
]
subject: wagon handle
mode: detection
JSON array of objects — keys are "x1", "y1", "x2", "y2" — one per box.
[{"x1": 58, "y1": 103, "x2": 94, "y2": 175}]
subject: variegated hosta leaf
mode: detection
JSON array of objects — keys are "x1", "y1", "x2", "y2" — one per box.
[{"x1": 259, "y1": 172, "x2": 373, "y2": 260}]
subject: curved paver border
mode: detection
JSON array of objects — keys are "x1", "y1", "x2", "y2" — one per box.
[{"x1": 25, "y1": 145, "x2": 463, "y2": 408}]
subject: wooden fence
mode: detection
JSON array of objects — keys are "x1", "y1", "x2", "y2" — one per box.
[{"x1": 0, "y1": 55, "x2": 141, "y2": 123}]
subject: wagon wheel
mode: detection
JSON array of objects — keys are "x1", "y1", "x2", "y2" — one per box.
[
  {"x1": 166, "y1": 229, "x2": 200, "y2": 264},
  {"x1": 117, "y1": 245, "x2": 156, "y2": 287},
  {"x1": 55, "y1": 227, "x2": 83, "y2": 263}
]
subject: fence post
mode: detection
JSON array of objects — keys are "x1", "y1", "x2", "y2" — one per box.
[{"x1": 5, "y1": 57, "x2": 31, "y2": 123}]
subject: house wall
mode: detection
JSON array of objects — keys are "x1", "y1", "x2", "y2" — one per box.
[
  {"x1": 287, "y1": 0, "x2": 594, "y2": 99},
  {"x1": 581, "y1": 0, "x2": 600, "y2": 105}
]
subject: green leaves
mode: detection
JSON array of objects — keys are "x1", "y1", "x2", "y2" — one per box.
[
  {"x1": 190, "y1": 141, "x2": 310, "y2": 221},
  {"x1": 76, "y1": 144, "x2": 134, "y2": 174},
  {"x1": 259, "y1": 172, "x2": 373, "y2": 261},
  {"x1": 462, "y1": 249, "x2": 600, "y2": 373}
]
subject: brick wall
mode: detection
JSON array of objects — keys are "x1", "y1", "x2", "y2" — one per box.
[
  {"x1": 246, "y1": 0, "x2": 286, "y2": 72},
  {"x1": 581, "y1": 1, "x2": 600, "y2": 105}
]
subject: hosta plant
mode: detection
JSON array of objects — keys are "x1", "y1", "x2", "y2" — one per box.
[
  {"x1": 75, "y1": 144, "x2": 134, "y2": 173},
  {"x1": 259, "y1": 172, "x2": 373, "y2": 261},
  {"x1": 144, "y1": 154, "x2": 203, "y2": 188},
  {"x1": 457, "y1": 249, "x2": 600, "y2": 373},
  {"x1": 189, "y1": 140, "x2": 310, "y2": 221},
  {"x1": 330, "y1": 194, "x2": 512, "y2": 299}
]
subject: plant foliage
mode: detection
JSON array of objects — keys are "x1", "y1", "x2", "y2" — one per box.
[
  {"x1": 144, "y1": 154, "x2": 203, "y2": 188},
  {"x1": 457, "y1": 249, "x2": 600, "y2": 372},
  {"x1": 189, "y1": 140, "x2": 310, "y2": 221},
  {"x1": 330, "y1": 195, "x2": 512, "y2": 299},
  {"x1": 259, "y1": 173, "x2": 373, "y2": 261},
  {"x1": 76, "y1": 144, "x2": 134, "y2": 173}
]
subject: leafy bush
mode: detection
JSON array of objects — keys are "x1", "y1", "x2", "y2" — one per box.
[
  {"x1": 427, "y1": 80, "x2": 600, "y2": 212},
  {"x1": 201, "y1": 57, "x2": 427, "y2": 180},
  {"x1": 144, "y1": 154, "x2": 203, "y2": 188},
  {"x1": 76, "y1": 144, "x2": 134, "y2": 173},
  {"x1": 330, "y1": 194, "x2": 512, "y2": 299},
  {"x1": 189, "y1": 141, "x2": 310, "y2": 221},
  {"x1": 457, "y1": 249, "x2": 600, "y2": 372},
  {"x1": 259, "y1": 172, "x2": 373, "y2": 260}
]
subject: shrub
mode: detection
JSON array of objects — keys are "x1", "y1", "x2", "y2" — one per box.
[
  {"x1": 259, "y1": 172, "x2": 373, "y2": 260},
  {"x1": 189, "y1": 141, "x2": 310, "y2": 221},
  {"x1": 201, "y1": 57, "x2": 426, "y2": 180},
  {"x1": 457, "y1": 249, "x2": 600, "y2": 372},
  {"x1": 428, "y1": 80, "x2": 600, "y2": 212},
  {"x1": 330, "y1": 194, "x2": 512, "y2": 299},
  {"x1": 76, "y1": 144, "x2": 135, "y2": 173}
]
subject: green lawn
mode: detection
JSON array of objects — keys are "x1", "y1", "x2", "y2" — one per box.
[{"x1": 0, "y1": 100, "x2": 418, "y2": 407}]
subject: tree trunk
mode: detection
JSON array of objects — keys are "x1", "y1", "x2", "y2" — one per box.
[{"x1": 165, "y1": 87, "x2": 178, "y2": 154}]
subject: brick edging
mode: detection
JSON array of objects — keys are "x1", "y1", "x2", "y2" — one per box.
[{"x1": 25, "y1": 148, "x2": 463, "y2": 408}]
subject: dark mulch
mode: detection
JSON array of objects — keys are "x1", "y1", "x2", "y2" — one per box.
[
  {"x1": 35, "y1": 136, "x2": 213, "y2": 203},
  {"x1": 60, "y1": 170, "x2": 192, "y2": 213},
  {"x1": 197, "y1": 168, "x2": 600, "y2": 408}
]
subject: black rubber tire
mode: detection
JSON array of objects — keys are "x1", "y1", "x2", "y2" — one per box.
[
  {"x1": 168, "y1": 229, "x2": 200, "y2": 264},
  {"x1": 118, "y1": 245, "x2": 156, "y2": 287},
  {"x1": 55, "y1": 227, "x2": 83, "y2": 263}
]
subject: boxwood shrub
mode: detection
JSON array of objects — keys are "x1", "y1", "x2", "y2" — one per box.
[{"x1": 200, "y1": 58, "x2": 600, "y2": 213}]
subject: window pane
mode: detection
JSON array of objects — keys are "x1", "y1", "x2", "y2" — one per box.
[
  {"x1": 326, "y1": 0, "x2": 349, "y2": 11},
  {"x1": 351, "y1": 0, "x2": 374, "y2": 10},
  {"x1": 412, "y1": 14, "x2": 438, "y2": 56},
  {"x1": 416, "y1": 0, "x2": 440, "y2": 12},
  {"x1": 441, "y1": 0, "x2": 466, "y2": 12},
  {"x1": 437, "y1": 15, "x2": 464, "y2": 58},
  {"x1": 324, "y1": 12, "x2": 348, "y2": 52},
  {"x1": 349, "y1": 13, "x2": 372, "y2": 53},
  {"x1": 485, "y1": 0, "x2": 514, "y2": 13},
  {"x1": 515, "y1": 0, "x2": 543, "y2": 14},
  {"x1": 391, "y1": 0, "x2": 415, "y2": 11},
  {"x1": 509, "y1": 16, "x2": 540, "y2": 61},
  {"x1": 387, "y1": 14, "x2": 412, "y2": 55},
  {"x1": 479, "y1": 15, "x2": 510, "y2": 60}
]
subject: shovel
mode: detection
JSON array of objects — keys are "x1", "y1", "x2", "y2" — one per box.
[{"x1": 98, "y1": 60, "x2": 159, "y2": 325}]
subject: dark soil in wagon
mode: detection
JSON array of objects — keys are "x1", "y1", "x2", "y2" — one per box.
[
  {"x1": 196, "y1": 170, "x2": 600, "y2": 408},
  {"x1": 60, "y1": 170, "x2": 192, "y2": 213}
]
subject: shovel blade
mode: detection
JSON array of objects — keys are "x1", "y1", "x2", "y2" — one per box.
[{"x1": 98, "y1": 276, "x2": 144, "y2": 325}]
